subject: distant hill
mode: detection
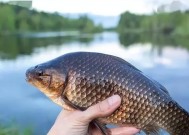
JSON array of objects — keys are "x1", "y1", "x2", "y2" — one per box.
[
  {"x1": 157, "y1": 0, "x2": 189, "y2": 12},
  {"x1": 8, "y1": 1, "x2": 32, "y2": 8},
  {"x1": 62, "y1": 13, "x2": 119, "y2": 28}
]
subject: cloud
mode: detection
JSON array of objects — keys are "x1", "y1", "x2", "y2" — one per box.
[
  {"x1": 32, "y1": 0, "x2": 153, "y2": 16},
  {"x1": 146, "y1": 0, "x2": 189, "y2": 10},
  {"x1": 32, "y1": 0, "x2": 189, "y2": 16}
]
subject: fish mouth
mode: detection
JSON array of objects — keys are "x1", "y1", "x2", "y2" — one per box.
[
  {"x1": 25, "y1": 68, "x2": 33, "y2": 83},
  {"x1": 26, "y1": 67, "x2": 52, "y2": 90}
]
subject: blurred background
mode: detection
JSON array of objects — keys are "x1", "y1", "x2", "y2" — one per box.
[{"x1": 0, "y1": 0, "x2": 189, "y2": 134}]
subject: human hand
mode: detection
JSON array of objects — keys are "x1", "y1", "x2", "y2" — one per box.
[{"x1": 48, "y1": 95, "x2": 140, "y2": 135}]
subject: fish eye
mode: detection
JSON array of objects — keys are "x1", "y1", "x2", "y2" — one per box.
[
  {"x1": 34, "y1": 65, "x2": 38, "y2": 69},
  {"x1": 36, "y1": 70, "x2": 43, "y2": 76}
]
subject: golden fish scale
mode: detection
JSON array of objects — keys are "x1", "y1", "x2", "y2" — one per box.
[{"x1": 60, "y1": 52, "x2": 189, "y2": 134}]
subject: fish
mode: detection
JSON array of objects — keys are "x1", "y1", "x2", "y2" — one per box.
[{"x1": 26, "y1": 52, "x2": 189, "y2": 135}]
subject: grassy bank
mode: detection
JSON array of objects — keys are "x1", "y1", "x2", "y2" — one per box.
[{"x1": 0, "y1": 123, "x2": 33, "y2": 135}]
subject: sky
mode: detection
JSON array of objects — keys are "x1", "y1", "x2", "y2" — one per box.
[
  {"x1": 32, "y1": 0, "x2": 153, "y2": 16},
  {"x1": 0, "y1": 0, "x2": 188, "y2": 16},
  {"x1": 31, "y1": 0, "x2": 189, "y2": 16}
]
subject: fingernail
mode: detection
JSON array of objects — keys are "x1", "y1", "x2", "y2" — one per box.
[{"x1": 108, "y1": 95, "x2": 121, "y2": 106}]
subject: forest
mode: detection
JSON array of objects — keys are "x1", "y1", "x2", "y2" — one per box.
[
  {"x1": 1, "y1": 2, "x2": 189, "y2": 37},
  {"x1": 0, "y1": 3, "x2": 103, "y2": 33},
  {"x1": 1, "y1": 2, "x2": 189, "y2": 59},
  {"x1": 118, "y1": 11, "x2": 189, "y2": 37}
]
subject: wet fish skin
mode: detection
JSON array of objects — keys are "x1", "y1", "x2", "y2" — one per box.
[{"x1": 26, "y1": 52, "x2": 189, "y2": 135}]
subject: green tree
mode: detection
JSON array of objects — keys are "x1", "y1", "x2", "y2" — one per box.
[
  {"x1": 118, "y1": 10, "x2": 189, "y2": 36},
  {"x1": 0, "y1": 5, "x2": 15, "y2": 31},
  {"x1": 0, "y1": 3, "x2": 103, "y2": 33}
]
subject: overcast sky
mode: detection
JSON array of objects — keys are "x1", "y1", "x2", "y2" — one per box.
[
  {"x1": 0, "y1": 0, "x2": 188, "y2": 16},
  {"x1": 31, "y1": 0, "x2": 189, "y2": 16}
]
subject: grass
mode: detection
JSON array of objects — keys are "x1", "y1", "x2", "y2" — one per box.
[{"x1": 0, "y1": 123, "x2": 33, "y2": 135}]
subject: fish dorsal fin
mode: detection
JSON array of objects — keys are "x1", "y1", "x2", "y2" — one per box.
[
  {"x1": 113, "y1": 53, "x2": 170, "y2": 96},
  {"x1": 143, "y1": 124, "x2": 161, "y2": 135},
  {"x1": 144, "y1": 75, "x2": 170, "y2": 96},
  {"x1": 115, "y1": 56, "x2": 169, "y2": 95},
  {"x1": 114, "y1": 54, "x2": 170, "y2": 96},
  {"x1": 150, "y1": 78, "x2": 170, "y2": 96},
  {"x1": 153, "y1": 80, "x2": 170, "y2": 95},
  {"x1": 112, "y1": 56, "x2": 141, "y2": 72}
]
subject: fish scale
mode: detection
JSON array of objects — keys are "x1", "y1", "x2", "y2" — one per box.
[
  {"x1": 63, "y1": 53, "x2": 184, "y2": 132},
  {"x1": 26, "y1": 52, "x2": 189, "y2": 135}
]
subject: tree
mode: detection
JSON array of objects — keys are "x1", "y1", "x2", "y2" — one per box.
[{"x1": 0, "y1": 5, "x2": 15, "y2": 31}]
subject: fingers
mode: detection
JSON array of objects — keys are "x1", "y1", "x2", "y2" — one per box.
[
  {"x1": 89, "y1": 123, "x2": 140, "y2": 135},
  {"x1": 109, "y1": 127, "x2": 140, "y2": 135},
  {"x1": 88, "y1": 122, "x2": 104, "y2": 135},
  {"x1": 81, "y1": 95, "x2": 121, "y2": 123}
]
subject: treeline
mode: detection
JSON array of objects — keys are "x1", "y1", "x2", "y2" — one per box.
[
  {"x1": 118, "y1": 11, "x2": 189, "y2": 36},
  {"x1": 0, "y1": 3, "x2": 103, "y2": 33}
]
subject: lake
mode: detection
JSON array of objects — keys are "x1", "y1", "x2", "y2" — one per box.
[{"x1": 0, "y1": 32, "x2": 189, "y2": 135}]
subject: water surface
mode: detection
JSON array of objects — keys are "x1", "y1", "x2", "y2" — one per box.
[{"x1": 0, "y1": 32, "x2": 189, "y2": 134}]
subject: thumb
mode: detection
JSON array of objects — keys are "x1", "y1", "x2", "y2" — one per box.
[{"x1": 81, "y1": 95, "x2": 121, "y2": 123}]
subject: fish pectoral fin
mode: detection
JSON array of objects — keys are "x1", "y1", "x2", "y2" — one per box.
[
  {"x1": 61, "y1": 96, "x2": 109, "y2": 134},
  {"x1": 143, "y1": 124, "x2": 160, "y2": 135},
  {"x1": 61, "y1": 95, "x2": 86, "y2": 111},
  {"x1": 90, "y1": 119, "x2": 110, "y2": 135},
  {"x1": 61, "y1": 101, "x2": 75, "y2": 111}
]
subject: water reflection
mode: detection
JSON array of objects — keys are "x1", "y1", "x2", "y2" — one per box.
[
  {"x1": 0, "y1": 34, "x2": 93, "y2": 59},
  {"x1": 119, "y1": 32, "x2": 189, "y2": 50},
  {"x1": 1, "y1": 32, "x2": 189, "y2": 60},
  {"x1": 0, "y1": 32, "x2": 189, "y2": 134}
]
